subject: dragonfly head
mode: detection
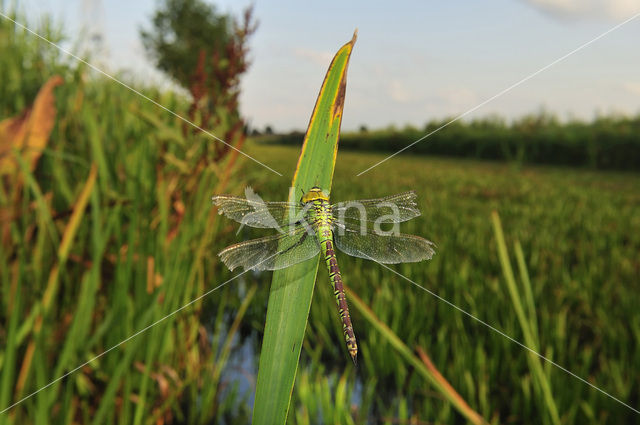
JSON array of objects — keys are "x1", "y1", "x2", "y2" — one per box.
[{"x1": 300, "y1": 186, "x2": 329, "y2": 204}]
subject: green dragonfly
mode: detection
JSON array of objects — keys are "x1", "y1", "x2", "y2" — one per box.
[{"x1": 212, "y1": 187, "x2": 435, "y2": 363}]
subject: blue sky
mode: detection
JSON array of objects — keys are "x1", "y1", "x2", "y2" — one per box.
[{"x1": 7, "y1": 0, "x2": 640, "y2": 132}]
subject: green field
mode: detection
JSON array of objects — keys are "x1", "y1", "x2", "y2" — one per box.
[{"x1": 235, "y1": 142, "x2": 640, "y2": 424}]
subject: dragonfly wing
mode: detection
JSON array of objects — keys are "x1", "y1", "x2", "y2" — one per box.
[
  {"x1": 219, "y1": 226, "x2": 320, "y2": 271},
  {"x1": 213, "y1": 195, "x2": 301, "y2": 229},
  {"x1": 331, "y1": 191, "x2": 420, "y2": 225},
  {"x1": 334, "y1": 225, "x2": 435, "y2": 264}
]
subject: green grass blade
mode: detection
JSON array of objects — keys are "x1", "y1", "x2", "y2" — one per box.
[
  {"x1": 0, "y1": 263, "x2": 20, "y2": 425},
  {"x1": 514, "y1": 241, "x2": 538, "y2": 338},
  {"x1": 252, "y1": 30, "x2": 357, "y2": 425},
  {"x1": 491, "y1": 211, "x2": 561, "y2": 425},
  {"x1": 491, "y1": 211, "x2": 536, "y2": 350}
]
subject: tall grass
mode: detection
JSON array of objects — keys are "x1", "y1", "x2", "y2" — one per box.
[{"x1": 0, "y1": 14, "x2": 251, "y2": 424}]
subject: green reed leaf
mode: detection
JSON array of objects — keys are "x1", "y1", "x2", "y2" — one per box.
[{"x1": 252, "y1": 30, "x2": 357, "y2": 425}]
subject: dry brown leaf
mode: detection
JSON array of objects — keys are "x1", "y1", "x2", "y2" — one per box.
[
  {"x1": 166, "y1": 197, "x2": 186, "y2": 244},
  {"x1": 146, "y1": 256, "x2": 165, "y2": 293},
  {"x1": 160, "y1": 365, "x2": 181, "y2": 385},
  {"x1": 146, "y1": 256, "x2": 156, "y2": 294},
  {"x1": 0, "y1": 75, "x2": 63, "y2": 174},
  {"x1": 151, "y1": 372, "x2": 170, "y2": 399}
]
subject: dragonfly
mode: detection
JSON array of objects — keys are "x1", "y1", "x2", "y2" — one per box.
[{"x1": 212, "y1": 187, "x2": 435, "y2": 363}]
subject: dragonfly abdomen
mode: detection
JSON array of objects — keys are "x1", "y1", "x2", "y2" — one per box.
[{"x1": 320, "y1": 231, "x2": 358, "y2": 363}]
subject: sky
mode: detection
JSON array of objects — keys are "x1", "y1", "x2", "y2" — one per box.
[{"x1": 5, "y1": 0, "x2": 640, "y2": 132}]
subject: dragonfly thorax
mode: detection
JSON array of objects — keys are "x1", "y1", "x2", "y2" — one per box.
[
  {"x1": 300, "y1": 188, "x2": 333, "y2": 233},
  {"x1": 300, "y1": 186, "x2": 329, "y2": 204}
]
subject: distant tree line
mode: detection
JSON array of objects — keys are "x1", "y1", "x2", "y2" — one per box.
[{"x1": 266, "y1": 112, "x2": 640, "y2": 170}]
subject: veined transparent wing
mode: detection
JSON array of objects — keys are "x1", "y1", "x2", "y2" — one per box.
[
  {"x1": 218, "y1": 225, "x2": 320, "y2": 271},
  {"x1": 333, "y1": 221, "x2": 435, "y2": 264},
  {"x1": 331, "y1": 191, "x2": 420, "y2": 225},
  {"x1": 212, "y1": 195, "x2": 303, "y2": 229}
]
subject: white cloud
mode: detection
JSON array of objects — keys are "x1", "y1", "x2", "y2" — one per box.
[
  {"x1": 293, "y1": 48, "x2": 334, "y2": 66},
  {"x1": 525, "y1": 0, "x2": 640, "y2": 20}
]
